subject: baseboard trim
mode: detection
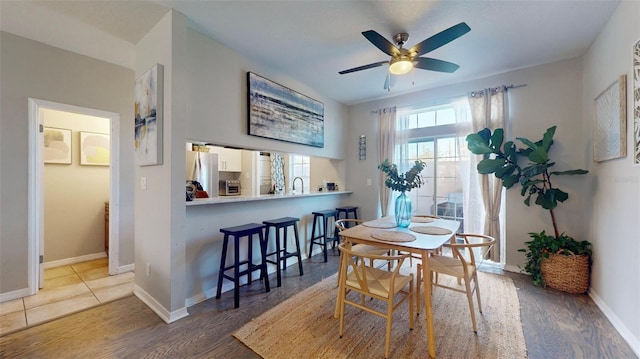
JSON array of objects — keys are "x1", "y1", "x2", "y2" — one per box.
[
  {"x1": 133, "y1": 284, "x2": 189, "y2": 324},
  {"x1": 589, "y1": 289, "x2": 640, "y2": 357},
  {"x1": 114, "y1": 263, "x2": 135, "y2": 274},
  {"x1": 0, "y1": 287, "x2": 33, "y2": 303},
  {"x1": 44, "y1": 252, "x2": 107, "y2": 269}
]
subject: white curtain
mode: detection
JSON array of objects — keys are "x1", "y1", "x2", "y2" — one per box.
[
  {"x1": 454, "y1": 98, "x2": 485, "y2": 237},
  {"x1": 467, "y1": 87, "x2": 508, "y2": 261},
  {"x1": 377, "y1": 107, "x2": 397, "y2": 217}
]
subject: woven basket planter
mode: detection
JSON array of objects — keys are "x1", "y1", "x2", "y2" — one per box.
[{"x1": 540, "y1": 250, "x2": 590, "y2": 294}]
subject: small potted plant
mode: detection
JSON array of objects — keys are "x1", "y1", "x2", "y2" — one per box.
[
  {"x1": 466, "y1": 126, "x2": 592, "y2": 293},
  {"x1": 378, "y1": 159, "x2": 426, "y2": 227}
]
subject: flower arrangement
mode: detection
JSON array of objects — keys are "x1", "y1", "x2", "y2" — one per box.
[{"x1": 378, "y1": 159, "x2": 426, "y2": 192}]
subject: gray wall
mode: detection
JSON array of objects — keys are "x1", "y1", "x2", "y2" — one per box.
[
  {"x1": 581, "y1": 0, "x2": 640, "y2": 351},
  {"x1": 185, "y1": 28, "x2": 348, "y2": 159},
  {"x1": 0, "y1": 31, "x2": 135, "y2": 294}
]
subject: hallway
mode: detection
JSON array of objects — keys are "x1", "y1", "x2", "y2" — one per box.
[{"x1": 0, "y1": 258, "x2": 133, "y2": 336}]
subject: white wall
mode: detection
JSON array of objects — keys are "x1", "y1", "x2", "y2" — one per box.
[
  {"x1": 133, "y1": 10, "x2": 188, "y2": 322},
  {"x1": 43, "y1": 109, "x2": 109, "y2": 262},
  {"x1": 0, "y1": 31, "x2": 135, "y2": 296},
  {"x1": 184, "y1": 28, "x2": 348, "y2": 160},
  {"x1": 581, "y1": 1, "x2": 640, "y2": 354},
  {"x1": 347, "y1": 57, "x2": 587, "y2": 270}
]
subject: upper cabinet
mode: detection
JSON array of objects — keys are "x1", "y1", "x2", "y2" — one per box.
[{"x1": 208, "y1": 146, "x2": 242, "y2": 172}]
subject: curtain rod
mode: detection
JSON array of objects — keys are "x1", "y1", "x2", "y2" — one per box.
[{"x1": 370, "y1": 83, "x2": 528, "y2": 113}]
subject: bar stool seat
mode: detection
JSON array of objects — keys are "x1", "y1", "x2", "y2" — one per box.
[
  {"x1": 216, "y1": 223, "x2": 270, "y2": 308},
  {"x1": 336, "y1": 206, "x2": 359, "y2": 228},
  {"x1": 263, "y1": 217, "x2": 304, "y2": 287},
  {"x1": 309, "y1": 209, "x2": 339, "y2": 262}
]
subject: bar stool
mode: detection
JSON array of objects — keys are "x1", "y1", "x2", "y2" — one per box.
[
  {"x1": 216, "y1": 223, "x2": 270, "y2": 308},
  {"x1": 263, "y1": 217, "x2": 304, "y2": 287},
  {"x1": 309, "y1": 209, "x2": 339, "y2": 262},
  {"x1": 336, "y1": 206, "x2": 359, "y2": 228}
]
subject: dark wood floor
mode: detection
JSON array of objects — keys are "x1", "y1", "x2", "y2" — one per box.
[{"x1": 0, "y1": 250, "x2": 637, "y2": 358}]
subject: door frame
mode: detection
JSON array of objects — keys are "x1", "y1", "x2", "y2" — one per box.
[{"x1": 28, "y1": 98, "x2": 121, "y2": 292}]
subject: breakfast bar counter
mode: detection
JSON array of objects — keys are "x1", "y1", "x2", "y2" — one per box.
[{"x1": 186, "y1": 190, "x2": 352, "y2": 206}]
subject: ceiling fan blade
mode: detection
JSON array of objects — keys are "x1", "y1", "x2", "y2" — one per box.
[
  {"x1": 339, "y1": 61, "x2": 389, "y2": 75},
  {"x1": 408, "y1": 22, "x2": 471, "y2": 56},
  {"x1": 414, "y1": 57, "x2": 460, "y2": 73},
  {"x1": 362, "y1": 30, "x2": 400, "y2": 57},
  {"x1": 383, "y1": 73, "x2": 398, "y2": 91}
]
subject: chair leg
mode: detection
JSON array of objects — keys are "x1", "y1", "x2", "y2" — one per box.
[
  {"x1": 464, "y1": 277, "x2": 478, "y2": 333},
  {"x1": 416, "y1": 263, "x2": 422, "y2": 315},
  {"x1": 409, "y1": 277, "x2": 415, "y2": 329},
  {"x1": 384, "y1": 298, "x2": 393, "y2": 359},
  {"x1": 473, "y1": 271, "x2": 482, "y2": 313}
]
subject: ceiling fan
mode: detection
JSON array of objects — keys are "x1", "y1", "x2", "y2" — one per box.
[{"x1": 339, "y1": 22, "x2": 471, "y2": 90}]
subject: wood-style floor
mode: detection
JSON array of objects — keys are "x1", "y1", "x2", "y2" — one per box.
[{"x1": 0, "y1": 250, "x2": 636, "y2": 358}]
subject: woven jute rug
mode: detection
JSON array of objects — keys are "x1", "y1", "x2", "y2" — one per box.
[{"x1": 234, "y1": 269, "x2": 528, "y2": 358}]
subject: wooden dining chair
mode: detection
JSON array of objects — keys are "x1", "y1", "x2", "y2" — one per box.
[
  {"x1": 416, "y1": 233, "x2": 496, "y2": 333},
  {"x1": 333, "y1": 219, "x2": 393, "y2": 318},
  {"x1": 335, "y1": 219, "x2": 390, "y2": 267},
  {"x1": 336, "y1": 242, "x2": 415, "y2": 359}
]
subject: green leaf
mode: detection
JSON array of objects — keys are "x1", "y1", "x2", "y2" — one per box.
[
  {"x1": 541, "y1": 126, "x2": 556, "y2": 152},
  {"x1": 550, "y1": 169, "x2": 589, "y2": 176},
  {"x1": 477, "y1": 158, "x2": 505, "y2": 174},
  {"x1": 502, "y1": 174, "x2": 519, "y2": 188},
  {"x1": 495, "y1": 164, "x2": 515, "y2": 178},
  {"x1": 490, "y1": 128, "x2": 504, "y2": 153},
  {"x1": 517, "y1": 137, "x2": 538, "y2": 151},
  {"x1": 466, "y1": 132, "x2": 493, "y2": 154}
]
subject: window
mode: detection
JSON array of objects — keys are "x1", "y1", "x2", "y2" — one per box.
[
  {"x1": 289, "y1": 154, "x2": 310, "y2": 193},
  {"x1": 400, "y1": 104, "x2": 469, "y2": 230}
]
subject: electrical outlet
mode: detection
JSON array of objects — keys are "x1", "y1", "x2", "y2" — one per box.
[
  {"x1": 367, "y1": 178, "x2": 372, "y2": 186},
  {"x1": 146, "y1": 262, "x2": 150, "y2": 276}
]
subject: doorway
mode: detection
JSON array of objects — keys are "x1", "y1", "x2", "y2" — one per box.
[{"x1": 28, "y1": 99, "x2": 121, "y2": 293}]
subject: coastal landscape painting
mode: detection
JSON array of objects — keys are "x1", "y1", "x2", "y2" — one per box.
[{"x1": 248, "y1": 72, "x2": 324, "y2": 147}]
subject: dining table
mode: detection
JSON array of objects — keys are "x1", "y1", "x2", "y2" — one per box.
[{"x1": 337, "y1": 216, "x2": 461, "y2": 358}]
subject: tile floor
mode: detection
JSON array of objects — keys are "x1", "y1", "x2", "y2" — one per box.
[{"x1": 0, "y1": 258, "x2": 134, "y2": 336}]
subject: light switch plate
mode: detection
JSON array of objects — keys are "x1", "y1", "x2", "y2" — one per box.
[{"x1": 141, "y1": 177, "x2": 147, "y2": 190}]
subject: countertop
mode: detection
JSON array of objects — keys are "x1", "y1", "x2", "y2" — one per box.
[{"x1": 186, "y1": 190, "x2": 352, "y2": 206}]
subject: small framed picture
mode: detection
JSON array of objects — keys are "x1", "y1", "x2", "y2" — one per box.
[
  {"x1": 80, "y1": 131, "x2": 110, "y2": 166},
  {"x1": 44, "y1": 127, "x2": 72, "y2": 164}
]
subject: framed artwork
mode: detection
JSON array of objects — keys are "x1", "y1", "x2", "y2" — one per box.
[
  {"x1": 134, "y1": 64, "x2": 163, "y2": 166},
  {"x1": 247, "y1": 72, "x2": 324, "y2": 148},
  {"x1": 43, "y1": 127, "x2": 72, "y2": 164},
  {"x1": 80, "y1": 132, "x2": 110, "y2": 166},
  {"x1": 593, "y1": 75, "x2": 626, "y2": 162},
  {"x1": 633, "y1": 39, "x2": 640, "y2": 165}
]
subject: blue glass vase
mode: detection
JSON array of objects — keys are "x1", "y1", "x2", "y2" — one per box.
[{"x1": 395, "y1": 192, "x2": 412, "y2": 228}]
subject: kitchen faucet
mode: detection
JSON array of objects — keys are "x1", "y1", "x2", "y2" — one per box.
[{"x1": 292, "y1": 177, "x2": 304, "y2": 194}]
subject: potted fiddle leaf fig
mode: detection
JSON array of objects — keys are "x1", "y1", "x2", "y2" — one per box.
[{"x1": 466, "y1": 126, "x2": 592, "y2": 293}]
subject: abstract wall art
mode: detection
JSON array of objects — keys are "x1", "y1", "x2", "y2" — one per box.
[
  {"x1": 80, "y1": 132, "x2": 110, "y2": 166},
  {"x1": 248, "y1": 72, "x2": 324, "y2": 148},
  {"x1": 594, "y1": 75, "x2": 626, "y2": 162},
  {"x1": 135, "y1": 64, "x2": 163, "y2": 166},
  {"x1": 43, "y1": 127, "x2": 71, "y2": 164},
  {"x1": 633, "y1": 39, "x2": 640, "y2": 165}
]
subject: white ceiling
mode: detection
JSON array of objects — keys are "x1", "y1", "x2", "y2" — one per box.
[{"x1": 0, "y1": 1, "x2": 620, "y2": 105}]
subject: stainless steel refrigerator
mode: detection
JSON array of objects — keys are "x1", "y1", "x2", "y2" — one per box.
[{"x1": 186, "y1": 151, "x2": 219, "y2": 198}]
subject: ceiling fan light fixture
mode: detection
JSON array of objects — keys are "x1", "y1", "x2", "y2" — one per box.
[{"x1": 389, "y1": 57, "x2": 413, "y2": 75}]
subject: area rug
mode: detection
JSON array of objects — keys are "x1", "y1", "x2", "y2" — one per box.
[{"x1": 234, "y1": 270, "x2": 528, "y2": 358}]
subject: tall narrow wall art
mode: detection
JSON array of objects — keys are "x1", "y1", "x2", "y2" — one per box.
[
  {"x1": 134, "y1": 64, "x2": 164, "y2": 166},
  {"x1": 593, "y1": 75, "x2": 626, "y2": 162},
  {"x1": 248, "y1": 72, "x2": 324, "y2": 148},
  {"x1": 633, "y1": 39, "x2": 640, "y2": 165}
]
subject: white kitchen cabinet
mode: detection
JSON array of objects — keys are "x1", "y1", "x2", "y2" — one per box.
[{"x1": 208, "y1": 146, "x2": 242, "y2": 172}]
